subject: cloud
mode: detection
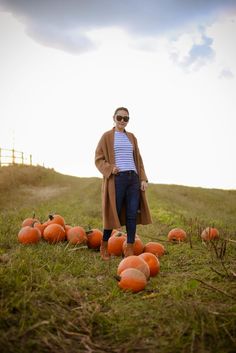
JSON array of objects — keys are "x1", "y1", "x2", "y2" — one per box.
[
  {"x1": 207, "y1": 13, "x2": 236, "y2": 76},
  {"x1": 219, "y1": 68, "x2": 234, "y2": 79},
  {"x1": 26, "y1": 23, "x2": 95, "y2": 54},
  {"x1": 171, "y1": 33, "x2": 215, "y2": 70},
  {"x1": 0, "y1": 0, "x2": 236, "y2": 54}
]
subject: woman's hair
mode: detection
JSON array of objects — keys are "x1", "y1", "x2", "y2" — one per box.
[{"x1": 113, "y1": 107, "x2": 129, "y2": 116}]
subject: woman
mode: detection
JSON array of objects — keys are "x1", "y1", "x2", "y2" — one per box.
[{"x1": 95, "y1": 107, "x2": 152, "y2": 260}]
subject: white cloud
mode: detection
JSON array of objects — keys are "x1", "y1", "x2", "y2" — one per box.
[
  {"x1": 170, "y1": 32, "x2": 215, "y2": 71},
  {"x1": 207, "y1": 12, "x2": 236, "y2": 75}
]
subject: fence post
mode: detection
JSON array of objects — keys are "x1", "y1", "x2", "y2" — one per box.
[
  {"x1": 12, "y1": 149, "x2": 15, "y2": 164},
  {"x1": 0, "y1": 148, "x2": 34, "y2": 166}
]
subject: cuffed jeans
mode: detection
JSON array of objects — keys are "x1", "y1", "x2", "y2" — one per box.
[{"x1": 103, "y1": 171, "x2": 140, "y2": 244}]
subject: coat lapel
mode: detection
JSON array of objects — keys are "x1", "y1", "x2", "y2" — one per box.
[{"x1": 108, "y1": 128, "x2": 115, "y2": 164}]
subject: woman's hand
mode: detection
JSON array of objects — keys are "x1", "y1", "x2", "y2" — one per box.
[
  {"x1": 140, "y1": 180, "x2": 148, "y2": 191},
  {"x1": 112, "y1": 166, "x2": 119, "y2": 175}
]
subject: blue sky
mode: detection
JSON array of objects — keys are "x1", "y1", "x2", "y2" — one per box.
[{"x1": 0, "y1": 0, "x2": 236, "y2": 189}]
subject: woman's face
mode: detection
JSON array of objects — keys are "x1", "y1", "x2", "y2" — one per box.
[{"x1": 113, "y1": 109, "x2": 129, "y2": 130}]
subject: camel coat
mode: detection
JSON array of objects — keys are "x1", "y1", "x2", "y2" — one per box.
[{"x1": 95, "y1": 128, "x2": 152, "y2": 229}]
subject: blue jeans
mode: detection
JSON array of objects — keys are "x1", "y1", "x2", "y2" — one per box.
[{"x1": 103, "y1": 171, "x2": 140, "y2": 243}]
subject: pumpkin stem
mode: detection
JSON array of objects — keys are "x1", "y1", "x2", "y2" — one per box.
[
  {"x1": 49, "y1": 214, "x2": 54, "y2": 220},
  {"x1": 114, "y1": 275, "x2": 121, "y2": 282},
  {"x1": 86, "y1": 230, "x2": 93, "y2": 235},
  {"x1": 32, "y1": 220, "x2": 39, "y2": 228}
]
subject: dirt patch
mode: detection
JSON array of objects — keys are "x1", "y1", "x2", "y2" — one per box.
[
  {"x1": 20, "y1": 185, "x2": 69, "y2": 201},
  {"x1": 0, "y1": 184, "x2": 70, "y2": 210}
]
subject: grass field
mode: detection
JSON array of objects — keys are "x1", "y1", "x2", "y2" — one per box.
[{"x1": 0, "y1": 165, "x2": 235, "y2": 353}]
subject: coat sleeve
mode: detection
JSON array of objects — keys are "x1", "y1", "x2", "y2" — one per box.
[
  {"x1": 138, "y1": 150, "x2": 148, "y2": 182},
  {"x1": 132, "y1": 134, "x2": 148, "y2": 182},
  {"x1": 95, "y1": 135, "x2": 115, "y2": 179},
  {"x1": 137, "y1": 147, "x2": 148, "y2": 182}
]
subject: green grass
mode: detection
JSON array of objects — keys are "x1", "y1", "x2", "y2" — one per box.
[{"x1": 0, "y1": 165, "x2": 236, "y2": 353}]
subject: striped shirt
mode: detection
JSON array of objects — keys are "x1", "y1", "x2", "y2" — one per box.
[{"x1": 114, "y1": 131, "x2": 137, "y2": 172}]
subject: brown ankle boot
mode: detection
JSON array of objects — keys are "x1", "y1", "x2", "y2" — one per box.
[
  {"x1": 100, "y1": 240, "x2": 110, "y2": 260},
  {"x1": 124, "y1": 243, "x2": 134, "y2": 257}
]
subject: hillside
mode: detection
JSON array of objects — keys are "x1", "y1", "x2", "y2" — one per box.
[
  {"x1": 0, "y1": 165, "x2": 236, "y2": 353},
  {"x1": 1, "y1": 165, "x2": 235, "y2": 232}
]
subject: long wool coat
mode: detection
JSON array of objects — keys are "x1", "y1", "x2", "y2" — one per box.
[{"x1": 95, "y1": 127, "x2": 152, "y2": 229}]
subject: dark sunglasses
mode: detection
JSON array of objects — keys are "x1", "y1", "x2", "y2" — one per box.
[{"x1": 116, "y1": 115, "x2": 129, "y2": 122}]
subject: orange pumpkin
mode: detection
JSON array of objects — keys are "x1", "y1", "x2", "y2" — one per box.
[
  {"x1": 168, "y1": 228, "x2": 187, "y2": 242},
  {"x1": 139, "y1": 252, "x2": 160, "y2": 277},
  {"x1": 67, "y1": 226, "x2": 87, "y2": 245},
  {"x1": 108, "y1": 231, "x2": 126, "y2": 256},
  {"x1": 86, "y1": 229, "x2": 103, "y2": 249},
  {"x1": 201, "y1": 227, "x2": 219, "y2": 241},
  {"x1": 22, "y1": 217, "x2": 40, "y2": 227},
  {"x1": 64, "y1": 225, "x2": 72, "y2": 239},
  {"x1": 117, "y1": 268, "x2": 147, "y2": 293},
  {"x1": 33, "y1": 222, "x2": 48, "y2": 236},
  {"x1": 144, "y1": 242, "x2": 165, "y2": 257},
  {"x1": 43, "y1": 224, "x2": 66, "y2": 243},
  {"x1": 122, "y1": 237, "x2": 144, "y2": 256},
  {"x1": 47, "y1": 214, "x2": 65, "y2": 228},
  {"x1": 18, "y1": 226, "x2": 41, "y2": 244},
  {"x1": 117, "y1": 255, "x2": 150, "y2": 279}
]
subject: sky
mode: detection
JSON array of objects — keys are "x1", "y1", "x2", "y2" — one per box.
[{"x1": 0, "y1": 0, "x2": 236, "y2": 190}]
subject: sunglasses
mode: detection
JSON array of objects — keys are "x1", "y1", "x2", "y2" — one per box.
[{"x1": 116, "y1": 115, "x2": 129, "y2": 122}]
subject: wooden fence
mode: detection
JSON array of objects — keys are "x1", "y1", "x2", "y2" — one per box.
[{"x1": 0, "y1": 148, "x2": 32, "y2": 167}]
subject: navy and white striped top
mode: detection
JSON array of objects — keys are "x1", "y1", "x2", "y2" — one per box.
[{"x1": 114, "y1": 131, "x2": 137, "y2": 172}]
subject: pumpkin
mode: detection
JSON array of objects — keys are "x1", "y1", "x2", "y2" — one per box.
[
  {"x1": 46, "y1": 214, "x2": 65, "y2": 228},
  {"x1": 86, "y1": 229, "x2": 103, "y2": 249},
  {"x1": 18, "y1": 226, "x2": 41, "y2": 244},
  {"x1": 34, "y1": 222, "x2": 48, "y2": 236},
  {"x1": 201, "y1": 227, "x2": 219, "y2": 241},
  {"x1": 67, "y1": 226, "x2": 87, "y2": 245},
  {"x1": 117, "y1": 268, "x2": 147, "y2": 293},
  {"x1": 168, "y1": 228, "x2": 187, "y2": 242},
  {"x1": 43, "y1": 224, "x2": 66, "y2": 243},
  {"x1": 64, "y1": 225, "x2": 72, "y2": 239},
  {"x1": 117, "y1": 255, "x2": 150, "y2": 279},
  {"x1": 108, "y1": 231, "x2": 126, "y2": 256},
  {"x1": 122, "y1": 237, "x2": 144, "y2": 256},
  {"x1": 111, "y1": 229, "x2": 120, "y2": 235},
  {"x1": 144, "y1": 242, "x2": 165, "y2": 257},
  {"x1": 22, "y1": 217, "x2": 40, "y2": 227},
  {"x1": 139, "y1": 252, "x2": 160, "y2": 277}
]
